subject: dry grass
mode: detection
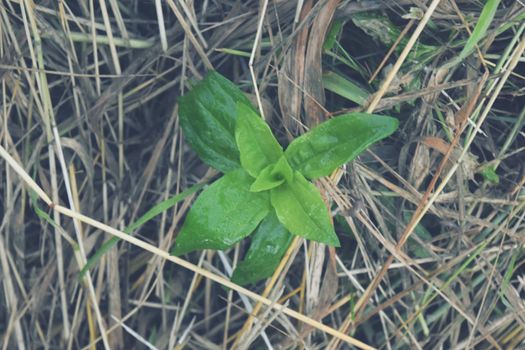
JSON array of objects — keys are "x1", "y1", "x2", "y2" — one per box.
[{"x1": 1, "y1": 1, "x2": 524, "y2": 349}]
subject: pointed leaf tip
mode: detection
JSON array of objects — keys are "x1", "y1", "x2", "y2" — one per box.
[
  {"x1": 231, "y1": 211, "x2": 293, "y2": 285},
  {"x1": 235, "y1": 101, "x2": 283, "y2": 177},
  {"x1": 270, "y1": 172, "x2": 340, "y2": 247},
  {"x1": 285, "y1": 113, "x2": 398, "y2": 179},
  {"x1": 179, "y1": 71, "x2": 254, "y2": 172}
]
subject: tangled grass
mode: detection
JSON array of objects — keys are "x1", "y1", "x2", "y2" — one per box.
[{"x1": 0, "y1": 1, "x2": 524, "y2": 349}]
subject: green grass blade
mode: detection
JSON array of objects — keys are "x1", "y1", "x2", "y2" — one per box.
[
  {"x1": 499, "y1": 248, "x2": 521, "y2": 305},
  {"x1": 421, "y1": 240, "x2": 488, "y2": 306},
  {"x1": 78, "y1": 182, "x2": 206, "y2": 279},
  {"x1": 215, "y1": 48, "x2": 251, "y2": 57},
  {"x1": 324, "y1": 19, "x2": 345, "y2": 51},
  {"x1": 29, "y1": 191, "x2": 79, "y2": 250},
  {"x1": 458, "y1": 0, "x2": 501, "y2": 61},
  {"x1": 30, "y1": 190, "x2": 60, "y2": 230},
  {"x1": 323, "y1": 71, "x2": 369, "y2": 106}
]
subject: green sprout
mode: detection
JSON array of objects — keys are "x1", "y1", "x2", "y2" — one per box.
[{"x1": 171, "y1": 71, "x2": 398, "y2": 285}]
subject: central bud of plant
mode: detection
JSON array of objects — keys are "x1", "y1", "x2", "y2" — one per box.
[{"x1": 250, "y1": 156, "x2": 293, "y2": 192}]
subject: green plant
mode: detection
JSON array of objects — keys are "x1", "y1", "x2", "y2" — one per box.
[{"x1": 170, "y1": 71, "x2": 398, "y2": 285}]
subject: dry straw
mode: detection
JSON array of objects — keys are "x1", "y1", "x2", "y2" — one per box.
[{"x1": 0, "y1": 144, "x2": 375, "y2": 350}]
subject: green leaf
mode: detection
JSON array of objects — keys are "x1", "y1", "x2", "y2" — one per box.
[
  {"x1": 458, "y1": 0, "x2": 501, "y2": 61},
  {"x1": 323, "y1": 71, "x2": 369, "y2": 106},
  {"x1": 250, "y1": 164, "x2": 284, "y2": 192},
  {"x1": 285, "y1": 113, "x2": 398, "y2": 179},
  {"x1": 480, "y1": 165, "x2": 499, "y2": 184},
  {"x1": 271, "y1": 155, "x2": 294, "y2": 182},
  {"x1": 323, "y1": 19, "x2": 344, "y2": 51},
  {"x1": 179, "y1": 71, "x2": 253, "y2": 172},
  {"x1": 231, "y1": 211, "x2": 293, "y2": 285},
  {"x1": 250, "y1": 156, "x2": 293, "y2": 192},
  {"x1": 235, "y1": 101, "x2": 283, "y2": 177},
  {"x1": 171, "y1": 169, "x2": 270, "y2": 255},
  {"x1": 270, "y1": 171, "x2": 339, "y2": 246}
]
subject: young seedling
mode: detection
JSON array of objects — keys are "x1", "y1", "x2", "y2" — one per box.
[{"x1": 171, "y1": 71, "x2": 399, "y2": 285}]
